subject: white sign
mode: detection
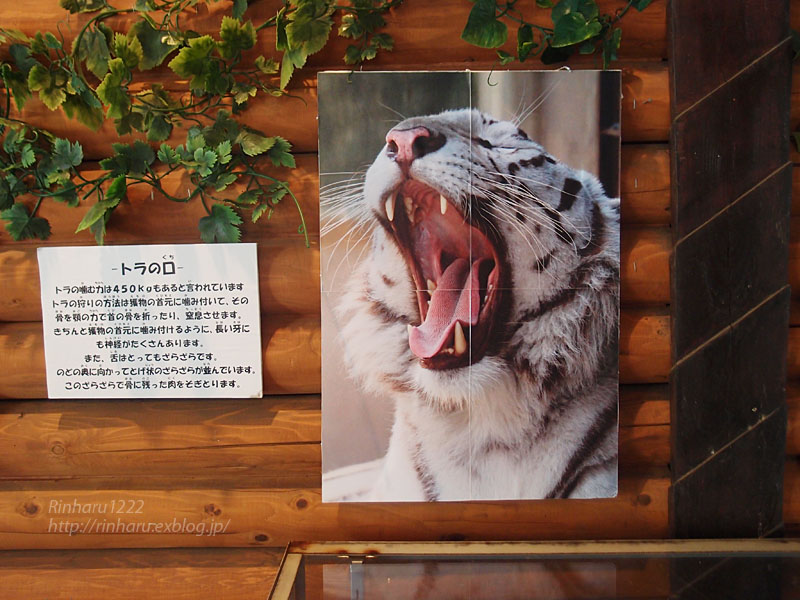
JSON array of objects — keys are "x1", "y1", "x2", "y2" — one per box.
[{"x1": 37, "y1": 244, "x2": 262, "y2": 398}]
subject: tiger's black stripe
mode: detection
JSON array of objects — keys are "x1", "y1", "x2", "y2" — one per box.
[
  {"x1": 578, "y1": 202, "x2": 606, "y2": 258},
  {"x1": 405, "y1": 417, "x2": 439, "y2": 501},
  {"x1": 546, "y1": 402, "x2": 617, "y2": 498},
  {"x1": 542, "y1": 205, "x2": 574, "y2": 245},
  {"x1": 557, "y1": 177, "x2": 582, "y2": 212},
  {"x1": 533, "y1": 250, "x2": 553, "y2": 272},
  {"x1": 368, "y1": 295, "x2": 409, "y2": 324}
]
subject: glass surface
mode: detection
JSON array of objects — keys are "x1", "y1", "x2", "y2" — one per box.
[{"x1": 269, "y1": 542, "x2": 800, "y2": 600}]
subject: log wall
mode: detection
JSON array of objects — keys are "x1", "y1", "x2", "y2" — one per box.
[{"x1": 0, "y1": 0, "x2": 796, "y2": 596}]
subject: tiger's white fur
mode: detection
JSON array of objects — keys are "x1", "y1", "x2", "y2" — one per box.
[{"x1": 323, "y1": 108, "x2": 619, "y2": 501}]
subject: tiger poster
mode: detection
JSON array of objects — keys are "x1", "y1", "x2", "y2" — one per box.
[{"x1": 319, "y1": 71, "x2": 620, "y2": 502}]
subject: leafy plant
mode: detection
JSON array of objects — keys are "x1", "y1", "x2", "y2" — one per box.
[
  {"x1": 0, "y1": 0, "x2": 402, "y2": 243},
  {"x1": 461, "y1": 0, "x2": 652, "y2": 68}
]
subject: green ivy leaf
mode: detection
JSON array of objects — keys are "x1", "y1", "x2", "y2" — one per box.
[
  {"x1": 215, "y1": 172, "x2": 238, "y2": 191},
  {"x1": 266, "y1": 181, "x2": 289, "y2": 204},
  {"x1": 236, "y1": 188, "x2": 262, "y2": 204},
  {"x1": 76, "y1": 175, "x2": 125, "y2": 235},
  {"x1": 1, "y1": 203, "x2": 51, "y2": 241},
  {"x1": 113, "y1": 33, "x2": 144, "y2": 69},
  {"x1": 255, "y1": 55, "x2": 279, "y2": 74},
  {"x1": 218, "y1": 16, "x2": 257, "y2": 59},
  {"x1": 19, "y1": 143, "x2": 35, "y2": 168},
  {"x1": 216, "y1": 140, "x2": 232, "y2": 164},
  {"x1": 540, "y1": 43, "x2": 573, "y2": 64},
  {"x1": 168, "y1": 35, "x2": 219, "y2": 91},
  {"x1": 0, "y1": 179, "x2": 14, "y2": 211},
  {"x1": 193, "y1": 147, "x2": 218, "y2": 176},
  {"x1": 74, "y1": 26, "x2": 112, "y2": 79},
  {"x1": 2, "y1": 128, "x2": 21, "y2": 154},
  {"x1": 186, "y1": 129, "x2": 206, "y2": 154},
  {"x1": 232, "y1": 82, "x2": 257, "y2": 104},
  {"x1": 0, "y1": 65, "x2": 31, "y2": 111},
  {"x1": 251, "y1": 202, "x2": 270, "y2": 223},
  {"x1": 89, "y1": 209, "x2": 111, "y2": 244},
  {"x1": 338, "y1": 13, "x2": 364, "y2": 39},
  {"x1": 76, "y1": 197, "x2": 119, "y2": 233},
  {"x1": 602, "y1": 27, "x2": 622, "y2": 68},
  {"x1": 100, "y1": 141, "x2": 154, "y2": 176},
  {"x1": 516, "y1": 23, "x2": 536, "y2": 61},
  {"x1": 147, "y1": 116, "x2": 172, "y2": 142},
  {"x1": 286, "y1": 2, "x2": 333, "y2": 56},
  {"x1": 62, "y1": 94, "x2": 105, "y2": 130},
  {"x1": 343, "y1": 44, "x2": 361, "y2": 65},
  {"x1": 237, "y1": 128, "x2": 275, "y2": 156},
  {"x1": 461, "y1": 0, "x2": 507, "y2": 49},
  {"x1": 51, "y1": 184, "x2": 79, "y2": 207},
  {"x1": 129, "y1": 20, "x2": 176, "y2": 70},
  {"x1": 10, "y1": 44, "x2": 38, "y2": 76},
  {"x1": 551, "y1": 12, "x2": 602, "y2": 47},
  {"x1": 199, "y1": 203, "x2": 242, "y2": 243},
  {"x1": 51, "y1": 138, "x2": 84, "y2": 170},
  {"x1": 266, "y1": 136, "x2": 295, "y2": 167},
  {"x1": 632, "y1": 0, "x2": 653, "y2": 10},
  {"x1": 96, "y1": 57, "x2": 131, "y2": 119},
  {"x1": 157, "y1": 143, "x2": 181, "y2": 164},
  {"x1": 536, "y1": 0, "x2": 555, "y2": 6},
  {"x1": 279, "y1": 46, "x2": 306, "y2": 89},
  {"x1": 233, "y1": 0, "x2": 249, "y2": 19},
  {"x1": 28, "y1": 65, "x2": 66, "y2": 110},
  {"x1": 27, "y1": 64, "x2": 50, "y2": 90},
  {"x1": 552, "y1": 0, "x2": 599, "y2": 22},
  {"x1": 60, "y1": 0, "x2": 105, "y2": 13},
  {"x1": 496, "y1": 49, "x2": 514, "y2": 65}
]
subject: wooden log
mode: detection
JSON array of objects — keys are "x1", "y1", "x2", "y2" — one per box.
[
  {"x1": 0, "y1": 225, "x2": 670, "y2": 322},
  {"x1": 784, "y1": 459, "x2": 800, "y2": 534},
  {"x1": 0, "y1": 240, "x2": 321, "y2": 321},
  {"x1": 1, "y1": 0, "x2": 668, "y2": 66},
  {"x1": 0, "y1": 469, "x2": 670, "y2": 549},
  {"x1": 788, "y1": 384, "x2": 800, "y2": 456},
  {"x1": 1, "y1": 154, "x2": 320, "y2": 247},
  {"x1": 0, "y1": 547, "x2": 283, "y2": 600},
  {"x1": 11, "y1": 63, "x2": 670, "y2": 159},
  {"x1": 620, "y1": 145, "x2": 670, "y2": 224},
  {"x1": 0, "y1": 145, "x2": 670, "y2": 247},
  {"x1": 0, "y1": 307, "x2": 670, "y2": 399},
  {"x1": 0, "y1": 385, "x2": 669, "y2": 483},
  {"x1": 0, "y1": 315, "x2": 319, "y2": 398},
  {"x1": 787, "y1": 327, "x2": 800, "y2": 382}
]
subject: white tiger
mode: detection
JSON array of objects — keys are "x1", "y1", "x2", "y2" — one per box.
[{"x1": 323, "y1": 108, "x2": 619, "y2": 501}]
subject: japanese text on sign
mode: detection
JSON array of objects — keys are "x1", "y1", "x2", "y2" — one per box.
[{"x1": 37, "y1": 244, "x2": 262, "y2": 398}]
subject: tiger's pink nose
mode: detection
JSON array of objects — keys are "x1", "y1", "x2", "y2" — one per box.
[
  {"x1": 385, "y1": 126, "x2": 448, "y2": 173},
  {"x1": 385, "y1": 127, "x2": 431, "y2": 166}
]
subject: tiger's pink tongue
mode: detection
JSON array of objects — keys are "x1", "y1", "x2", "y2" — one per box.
[{"x1": 408, "y1": 258, "x2": 481, "y2": 359}]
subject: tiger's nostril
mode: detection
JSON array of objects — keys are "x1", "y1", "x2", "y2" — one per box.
[{"x1": 385, "y1": 126, "x2": 446, "y2": 169}]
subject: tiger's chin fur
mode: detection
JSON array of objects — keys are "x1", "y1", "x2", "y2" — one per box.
[{"x1": 325, "y1": 108, "x2": 620, "y2": 501}]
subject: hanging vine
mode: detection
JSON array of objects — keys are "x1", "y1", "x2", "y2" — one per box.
[{"x1": 0, "y1": 0, "x2": 647, "y2": 245}]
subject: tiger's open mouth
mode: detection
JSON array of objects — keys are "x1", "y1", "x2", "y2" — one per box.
[{"x1": 383, "y1": 179, "x2": 504, "y2": 370}]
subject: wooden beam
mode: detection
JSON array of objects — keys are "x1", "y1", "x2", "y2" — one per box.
[
  {"x1": 0, "y1": 307, "x2": 671, "y2": 398},
  {"x1": 0, "y1": 386, "x2": 669, "y2": 483},
  {"x1": 669, "y1": 0, "x2": 791, "y2": 538},
  {"x1": 10, "y1": 63, "x2": 670, "y2": 159},
  {"x1": 0, "y1": 470, "x2": 670, "y2": 549}
]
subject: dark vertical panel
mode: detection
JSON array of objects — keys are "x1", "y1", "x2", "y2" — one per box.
[
  {"x1": 670, "y1": 0, "x2": 789, "y2": 114},
  {"x1": 598, "y1": 70, "x2": 621, "y2": 198},
  {"x1": 669, "y1": 0, "x2": 792, "y2": 543}
]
